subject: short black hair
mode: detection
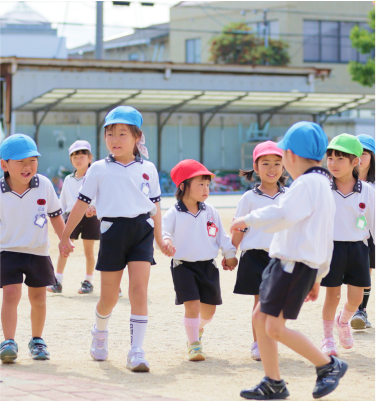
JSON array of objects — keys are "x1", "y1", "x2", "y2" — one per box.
[
  {"x1": 326, "y1": 148, "x2": 359, "y2": 179},
  {"x1": 364, "y1": 149, "x2": 375, "y2": 184},
  {"x1": 175, "y1": 175, "x2": 212, "y2": 200},
  {"x1": 3, "y1": 160, "x2": 9, "y2": 178}
]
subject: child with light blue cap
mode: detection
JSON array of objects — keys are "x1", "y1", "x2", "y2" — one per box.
[{"x1": 232, "y1": 121, "x2": 347, "y2": 400}]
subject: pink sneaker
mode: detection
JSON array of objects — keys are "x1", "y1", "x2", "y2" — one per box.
[
  {"x1": 320, "y1": 337, "x2": 338, "y2": 356},
  {"x1": 335, "y1": 313, "x2": 354, "y2": 349}
]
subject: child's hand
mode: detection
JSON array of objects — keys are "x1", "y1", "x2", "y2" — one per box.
[
  {"x1": 221, "y1": 257, "x2": 237, "y2": 271},
  {"x1": 163, "y1": 239, "x2": 176, "y2": 257},
  {"x1": 85, "y1": 205, "x2": 96, "y2": 218},
  {"x1": 305, "y1": 282, "x2": 320, "y2": 302},
  {"x1": 230, "y1": 217, "x2": 248, "y2": 233},
  {"x1": 59, "y1": 237, "x2": 75, "y2": 258}
]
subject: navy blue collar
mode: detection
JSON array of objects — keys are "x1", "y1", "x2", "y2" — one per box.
[
  {"x1": 303, "y1": 167, "x2": 331, "y2": 180},
  {"x1": 253, "y1": 181, "x2": 285, "y2": 196},
  {"x1": 175, "y1": 200, "x2": 206, "y2": 213},
  {"x1": 105, "y1": 154, "x2": 143, "y2": 164},
  {"x1": 331, "y1": 177, "x2": 362, "y2": 193},
  {"x1": 1, "y1": 175, "x2": 39, "y2": 193}
]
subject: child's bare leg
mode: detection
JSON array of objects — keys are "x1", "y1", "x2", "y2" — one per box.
[
  {"x1": 322, "y1": 286, "x2": 341, "y2": 321},
  {"x1": 200, "y1": 303, "x2": 216, "y2": 320},
  {"x1": 56, "y1": 239, "x2": 74, "y2": 274},
  {"x1": 83, "y1": 239, "x2": 95, "y2": 276},
  {"x1": 252, "y1": 295, "x2": 259, "y2": 341},
  {"x1": 265, "y1": 311, "x2": 331, "y2": 367},
  {"x1": 253, "y1": 303, "x2": 280, "y2": 380},
  {"x1": 346, "y1": 285, "x2": 364, "y2": 312},
  {"x1": 2, "y1": 284, "x2": 22, "y2": 340},
  {"x1": 184, "y1": 300, "x2": 200, "y2": 318},
  {"x1": 28, "y1": 287, "x2": 47, "y2": 338},
  {"x1": 97, "y1": 270, "x2": 123, "y2": 315},
  {"x1": 128, "y1": 261, "x2": 150, "y2": 315}
]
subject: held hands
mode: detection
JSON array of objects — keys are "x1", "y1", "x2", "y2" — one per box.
[
  {"x1": 222, "y1": 257, "x2": 238, "y2": 271},
  {"x1": 58, "y1": 237, "x2": 75, "y2": 258},
  {"x1": 85, "y1": 205, "x2": 97, "y2": 218},
  {"x1": 230, "y1": 217, "x2": 248, "y2": 234},
  {"x1": 305, "y1": 282, "x2": 320, "y2": 302},
  {"x1": 156, "y1": 238, "x2": 176, "y2": 257}
]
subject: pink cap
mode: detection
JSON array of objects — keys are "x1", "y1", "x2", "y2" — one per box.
[{"x1": 253, "y1": 141, "x2": 283, "y2": 161}]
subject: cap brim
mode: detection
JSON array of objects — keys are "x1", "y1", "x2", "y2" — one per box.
[
  {"x1": 327, "y1": 144, "x2": 362, "y2": 158},
  {"x1": 277, "y1": 139, "x2": 287, "y2": 150},
  {"x1": 103, "y1": 119, "x2": 141, "y2": 128},
  {"x1": 6, "y1": 150, "x2": 41, "y2": 160},
  {"x1": 176, "y1": 169, "x2": 215, "y2": 186},
  {"x1": 255, "y1": 150, "x2": 283, "y2": 159}
]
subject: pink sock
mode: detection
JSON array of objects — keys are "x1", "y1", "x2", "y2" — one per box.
[
  {"x1": 340, "y1": 305, "x2": 355, "y2": 325},
  {"x1": 183, "y1": 317, "x2": 200, "y2": 344},
  {"x1": 199, "y1": 315, "x2": 213, "y2": 331},
  {"x1": 323, "y1": 320, "x2": 334, "y2": 338}
]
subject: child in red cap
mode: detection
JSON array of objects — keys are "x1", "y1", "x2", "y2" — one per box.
[
  {"x1": 162, "y1": 159, "x2": 237, "y2": 361},
  {"x1": 232, "y1": 141, "x2": 288, "y2": 361}
]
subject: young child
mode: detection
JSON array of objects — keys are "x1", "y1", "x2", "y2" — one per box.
[
  {"x1": 321, "y1": 134, "x2": 374, "y2": 355},
  {"x1": 58, "y1": 106, "x2": 171, "y2": 372},
  {"x1": 162, "y1": 159, "x2": 237, "y2": 361},
  {"x1": 47, "y1": 140, "x2": 100, "y2": 295},
  {"x1": 231, "y1": 122, "x2": 347, "y2": 400},
  {"x1": 232, "y1": 141, "x2": 287, "y2": 361},
  {"x1": 351, "y1": 134, "x2": 375, "y2": 330},
  {"x1": 0, "y1": 134, "x2": 65, "y2": 362}
]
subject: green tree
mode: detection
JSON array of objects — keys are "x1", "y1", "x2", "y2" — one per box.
[
  {"x1": 209, "y1": 22, "x2": 290, "y2": 66},
  {"x1": 348, "y1": 8, "x2": 375, "y2": 87}
]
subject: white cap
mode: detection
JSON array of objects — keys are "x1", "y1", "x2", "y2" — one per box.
[{"x1": 69, "y1": 140, "x2": 91, "y2": 156}]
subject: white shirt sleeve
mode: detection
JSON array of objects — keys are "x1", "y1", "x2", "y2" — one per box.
[
  {"x1": 79, "y1": 164, "x2": 99, "y2": 203},
  {"x1": 244, "y1": 180, "x2": 313, "y2": 233},
  {"x1": 162, "y1": 208, "x2": 176, "y2": 241},
  {"x1": 59, "y1": 178, "x2": 68, "y2": 214},
  {"x1": 366, "y1": 186, "x2": 375, "y2": 239},
  {"x1": 46, "y1": 179, "x2": 63, "y2": 217},
  {"x1": 234, "y1": 192, "x2": 252, "y2": 218},
  {"x1": 149, "y1": 164, "x2": 161, "y2": 201},
  {"x1": 214, "y1": 209, "x2": 236, "y2": 259}
]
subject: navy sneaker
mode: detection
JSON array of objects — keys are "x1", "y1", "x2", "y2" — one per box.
[
  {"x1": 313, "y1": 356, "x2": 348, "y2": 399},
  {"x1": 240, "y1": 377, "x2": 290, "y2": 400},
  {"x1": 0, "y1": 339, "x2": 18, "y2": 363},
  {"x1": 350, "y1": 309, "x2": 367, "y2": 330},
  {"x1": 78, "y1": 280, "x2": 94, "y2": 294},
  {"x1": 28, "y1": 338, "x2": 50, "y2": 360},
  {"x1": 46, "y1": 282, "x2": 62, "y2": 294}
]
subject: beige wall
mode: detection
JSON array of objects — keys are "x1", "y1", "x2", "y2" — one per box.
[{"x1": 170, "y1": 1, "x2": 374, "y2": 94}]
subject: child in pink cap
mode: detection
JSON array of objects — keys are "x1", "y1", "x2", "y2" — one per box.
[{"x1": 232, "y1": 141, "x2": 288, "y2": 361}]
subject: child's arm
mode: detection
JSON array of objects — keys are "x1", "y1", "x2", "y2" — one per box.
[
  {"x1": 161, "y1": 207, "x2": 176, "y2": 257},
  {"x1": 214, "y1": 209, "x2": 237, "y2": 270},
  {"x1": 151, "y1": 202, "x2": 175, "y2": 257},
  {"x1": 50, "y1": 215, "x2": 65, "y2": 240},
  {"x1": 366, "y1": 186, "x2": 375, "y2": 239},
  {"x1": 232, "y1": 231, "x2": 244, "y2": 250}
]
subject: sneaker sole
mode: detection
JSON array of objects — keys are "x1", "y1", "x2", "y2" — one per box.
[
  {"x1": 188, "y1": 353, "x2": 206, "y2": 361},
  {"x1": 313, "y1": 360, "x2": 348, "y2": 399},
  {"x1": 240, "y1": 389, "x2": 290, "y2": 399},
  {"x1": 78, "y1": 290, "x2": 93, "y2": 294},
  {"x1": 29, "y1": 351, "x2": 50, "y2": 361},
  {"x1": 1, "y1": 348, "x2": 17, "y2": 363},
  {"x1": 251, "y1": 355, "x2": 262, "y2": 361},
  {"x1": 127, "y1": 362, "x2": 150, "y2": 372},
  {"x1": 90, "y1": 352, "x2": 108, "y2": 361},
  {"x1": 351, "y1": 317, "x2": 367, "y2": 330},
  {"x1": 46, "y1": 289, "x2": 62, "y2": 294}
]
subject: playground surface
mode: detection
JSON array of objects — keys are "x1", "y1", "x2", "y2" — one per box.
[{"x1": 1, "y1": 197, "x2": 375, "y2": 401}]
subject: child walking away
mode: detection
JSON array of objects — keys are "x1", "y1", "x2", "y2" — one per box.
[
  {"x1": 231, "y1": 122, "x2": 348, "y2": 400},
  {"x1": 58, "y1": 106, "x2": 172, "y2": 372},
  {"x1": 233, "y1": 141, "x2": 287, "y2": 361},
  {"x1": 47, "y1": 140, "x2": 101, "y2": 295},
  {"x1": 162, "y1": 160, "x2": 237, "y2": 361},
  {"x1": 0, "y1": 134, "x2": 65, "y2": 363},
  {"x1": 321, "y1": 134, "x2": 375, "y2": 355},
  {"x1": 351, "y1": 134, "x2": 375, "y2": 330}
]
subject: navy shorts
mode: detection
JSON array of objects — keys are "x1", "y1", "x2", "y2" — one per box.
[
  {"x1": 96, "y1": 214, "x2": 155, "y2": 272},
  {"x1": 65, "y1": 213, "x2": 100, "y2": 241},
  {"x1": 234, "y1": 249, "x2": 270, "y2": 295},
  {"x1": 170, "y1": 259, "x2": 222, "y2": 306},
  {"x1": 259, "y1": 258, "x2": 317, "y2": 320},
  {"x1": 0, "y1": 251, "x2": 56, "y2": 288},
  {"x1": 368, "y1": 235, "x2": 375, "y2": 270},
  {"x1": 321, "y1": 241, "x2": 371, "y2": 288}
]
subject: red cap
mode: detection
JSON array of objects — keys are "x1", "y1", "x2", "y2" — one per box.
[
  {"x1": 253, "y1": 141, "x2": 283, "y2": 161},
  {"x1": 171, "y1": 159, "x2": 215, "y2": 186}
]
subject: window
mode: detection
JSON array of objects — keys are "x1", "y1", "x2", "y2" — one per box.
[
  {"x1": 250, "y1": 20, "x2": 279, "y2": 40},
  {"x1": 186, "y1": 38, "x2": 201, "y2": 63},
  {"x1": 304, "y1": 20, "x2": 372, "y2": 63},
  {"x1": 128, "y1": 53, "x2": 139, "y2": 61}
]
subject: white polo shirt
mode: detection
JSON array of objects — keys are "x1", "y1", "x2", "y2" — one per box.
[
  {"x1": 331, "y1": 178, "x2": 375, "y2": 243},
  {"x1": 235, "y1": 183, "x2": 287, "y2": 252},
  {"x1": 78, "y1": 155, "x2": 161, "y2": 219},
  {"x1": 162, "y1": 200, "x2": 236, "y2": 262},
  {"x1": 0, "y1": 174, "x2": 62, "y2": 256},
  {"x1": 244, "y1": 167, "x2": 335, "y2": 282},
  {"x1": 60, "y1": 171, "x2": 96, "y2": 214}
]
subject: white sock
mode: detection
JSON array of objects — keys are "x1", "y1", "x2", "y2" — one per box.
[
  {"x1": 55, "y1": 273, "x2": 63, "y2": 284},
  {"x1": 183, "y1": 317, "x2": 200, "y2": 344},
  {"x1": 95, "y1": 308, "x2": 111, "y2": 331},
  {"x1": 130, "y1": 314, "x2": 148, "y2": 350},
  {"x1": 85, "y1": 274, "x2": 94, "y2": 283}
]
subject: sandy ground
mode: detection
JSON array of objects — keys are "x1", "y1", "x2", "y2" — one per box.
[{"x1": 1, "y1": 196, "x2": 375, "y2": 401}]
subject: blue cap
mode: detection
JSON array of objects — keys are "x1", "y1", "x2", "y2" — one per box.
[
  {"x1": 356, "y1": 134, "x2": 375, "y2": 154},
  {"x1": 277, "y1": 121, "x2": 328, "y2": 161},
  {"x1": 0, "y1": 134, "x2": 41, "y2": 160},
  {"x1": 103, "y1": 106, "x2": 143, "y2": 129}
]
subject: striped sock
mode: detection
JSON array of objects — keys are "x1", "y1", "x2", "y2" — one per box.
[
  {"x1": 130, "y1": 314, "x2": 148, "y2": 350},
  {"x1": 95, "y1": 308, "x2": 111, "y2": 331}
]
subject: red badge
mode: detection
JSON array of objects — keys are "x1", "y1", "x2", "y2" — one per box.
[
  {"x1": 37, "y1": 199, "x2": 46, "y2": 205},
  {"x1": 143, "y1": 173, "x2": 149, "y2": 180},
  {"x1": 359, "y1": 203, "x2": 366, "y2": 210},
  {"x1": 207, "y1": 221, "x2": 218, "y2": 237}
]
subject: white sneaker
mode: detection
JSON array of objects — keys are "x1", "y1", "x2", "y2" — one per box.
[
  {"x1": 251, "y1": 341, "x2": 261, "y2": 361},
  {"x1": 320, "y1": 336, "x2": 338, "y2": 356},
  {"x1": 90, "y1": 326, "x2": 108, "y2": 361},
  {"x1": 126, "y1": 348, "x2": 150, "y2": 372}
]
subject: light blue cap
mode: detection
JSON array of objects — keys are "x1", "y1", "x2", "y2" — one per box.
[
  {"x1": 277, "y1": 121, "x2": 328, "y2": 161},
  {"x1": 356, "y1": 134, "x2": 375, "y2": 153},
  {"x1": 0, "y1": 134, "x2": 41, "y2": 160},
  {"x1": 103, "y1": 106, "x2": 143, "y2": 129}
]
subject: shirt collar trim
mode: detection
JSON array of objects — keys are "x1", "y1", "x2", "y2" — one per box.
[
  {"x1": 1, "y1": 175, "x2": 39, "y2": 194},
  {"x1": 253, "y1": 181, "x2": 285, "y2": 199},
  {"x1": 331, "y1": 177, "x2": 362, "y2": 194},
  {"x1": 303, "y1": 167, "x2": 331, "y2": 180},
  {"x1": 105, "y1": 154, "x2": 143, "y2": 165},
  {"x1": 175, "y1": 200, "x2": 206, "y2": 216}
]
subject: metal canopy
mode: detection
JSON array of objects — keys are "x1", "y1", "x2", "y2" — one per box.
[{"x1": 15, "y1": 88, "x2": 375, "y2": 116}]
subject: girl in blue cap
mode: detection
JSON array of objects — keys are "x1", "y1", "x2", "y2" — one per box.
[
  {"x1": 59, "y1": 106, "x2": 174, "y2": 372},
  {"x1": 0, "y1": 134, "x2": 65, "y2": 363},
  {"x1": 351, "y1": 134, "x2": 375, "y2": 330}
]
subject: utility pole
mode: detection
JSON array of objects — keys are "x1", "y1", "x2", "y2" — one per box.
[
  {"x1": 95, "y1": 1, "x2": 104, "y2": 60},
  {"x1": 263, "y1": 9, "x2": 268, "y2": 66}
]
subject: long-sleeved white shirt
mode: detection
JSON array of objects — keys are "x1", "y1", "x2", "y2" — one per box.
[
  {"x1": 162, "y1": 200, "x2": 236, "y2": 262},
  {"x1": 244, "y1": 167, "x2": 335, "y2": 282}
]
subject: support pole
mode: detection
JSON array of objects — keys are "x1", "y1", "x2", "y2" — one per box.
[
  {"x1": 95, "y1": 2, "x2": 104, "y2": 60},
  {"x1": 199, "y1": 113, "x2": 204, "y2": 164},
  {"x1": 157, "y1": 112, "x2": 162, "y2": 171},
  {"x1": 96, "y1": 112, "x2": 101, "y2": 161}
]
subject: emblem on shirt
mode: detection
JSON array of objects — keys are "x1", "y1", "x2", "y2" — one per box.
[
  {"x1": 357, "y1": 202, "x2": 367, "y2": 230},
  {"x1": 141, "y1": 173, "x2": 151, "y2": 196},
  {"x1": 35, "y1": 199, "x2": 47, "y2": 227},
  {"x1": 207, "y1": 214, "x2": 218, "y2": 237}
]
